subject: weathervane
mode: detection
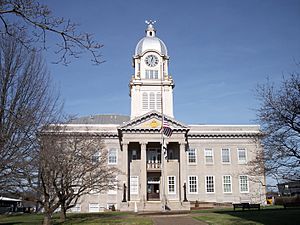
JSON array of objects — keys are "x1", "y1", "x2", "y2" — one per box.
[{"x1": 145, "y1": 20, "x2": 156, "y2": 26}]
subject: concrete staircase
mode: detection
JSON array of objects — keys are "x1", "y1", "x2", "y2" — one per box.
[{"x1": 120, "y1": 201, "x2": 190, "y2": 212}]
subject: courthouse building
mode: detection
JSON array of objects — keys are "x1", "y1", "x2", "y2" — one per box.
[{"x1": 64, "y1": 22, "x2": 266, "y2": 212}]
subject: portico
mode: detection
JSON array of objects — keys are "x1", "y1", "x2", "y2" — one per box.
[{"x1": 118, "y1": 111, "x2": 190, "y2": 210}]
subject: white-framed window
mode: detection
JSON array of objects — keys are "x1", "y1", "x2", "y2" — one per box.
[
  {"x1": 188, "y1": 148, "x2": 197, "y2": 164},
  {"x1": 89, "y1": 203, "x2": 100, "y2": 212},
  {"x1": 130, "y1": 176, "x2": 139, "y2": 194},
  {"x1": 92, "y1": 151, "x2": 100, "y2": 163},
  {"x1": 71, "y1": 203, "x2": 81, "y2": 212},
  {"x1": 239, "y1": 175, "x2": 249, "y2": 193},
  {"x1": 108, "y1": 148, "x2": 117, "y2": 165},
  {"x1": 188, "y1": 176, "x2": 198, "y2": 194},
  {"x1": 238, "y1": 148, "x2": 247, "y2": 164},
  {"x1": 205, "y1": 176, "x2": 215, "y2": 193},
  {"x1": 223, "y1": 175, "x2": 232, "y2": 193},
  {"x1": 145, "y1": 69, "x2": 158, "y2": 79},
  {"x1": 221, "y1": 148, "x2": 231, "y2": 163},
  {"x1": 142, "y1": 92, "x2": 148, "y2": 110},
  {"x1": 168, "y1": 176, "x2": 176, "y2": 194},
  {"x1": 204, "y1": 148, "x2": 214, "y2": 164}
]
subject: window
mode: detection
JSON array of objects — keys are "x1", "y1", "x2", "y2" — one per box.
[
  {"x1": 238, "y1": 148, "x2": 247, "y2": 164},
  {"x1": 71, "y1": 204, "x2": 81, "y2": 212},
  {"x1": 221, "y1": 148, "x2": 230, "y2": 163},
  {"x1": 130, "y1": 176, "x2": 139, "y2": 194},
  {"x1": 92, "y1": 152, "x2": 100, "y2": 163},
  {"x1": 188, "y1": 148, "x2": 196, "y2": 164},
  {"x1": 168, "y1": 176, "x2": 176, "y2": 194},
  {"x1": 145, "y1": 70, "x2": 158, "y2": 79},
  {"x1": 188, "y1": 176, "x2": 198, "y2": 194},
  {"x1": 89, "y1": 203, "x2": 99, "y2": 212},
  {"x1": 142, "y1": 93, "x2": 148, "y2": 110},
  {"x1": 108, "y1": 148, "x2": 117, "y2": 165},
  {"x1": 223, "y1": 175, "x2": 232, "y2": 193},
  {"x1": 73, "y1": 186, "x2": 80, "y2": 194},
  {"x1": 149, "y1": 92, "x2": 155, "y2": 109},
  {"x1": 204, "y1": 148, "x2": 214, "y2": 164},
  {"x1": 142, "y1": 91, "x2": 161, "y2": 111},
  {"x1": 205, "y1": 176, "x2": 215, "y2": 193},
  {"x1": 239, "y1": 175, "x2": 249, "y2": 193},
  {"x1": 156, "y1": 92, "x2": 161, "y2": 111}
]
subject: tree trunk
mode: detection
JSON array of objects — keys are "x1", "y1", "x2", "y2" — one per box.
[
  {"x1": 43, "y1": 213, "x2": 52, "y2": 225},
  {"x1": 60, "y1": 205, "x2": 67, "y2": 222}
]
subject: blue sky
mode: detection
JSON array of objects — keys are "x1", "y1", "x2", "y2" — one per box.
[{"x1": 42, "y1": 0, "x2": 300, "y2": 125}]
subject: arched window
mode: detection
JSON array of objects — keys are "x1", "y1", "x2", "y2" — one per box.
[
  {"x1": 149, "y1": 92, "x2": 155, "y2": 110},
  {"x1": 142, "y1": 92, "x2": 148, "y2": 110}
]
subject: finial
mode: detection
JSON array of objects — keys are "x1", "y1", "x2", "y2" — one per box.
[{"x1": 145, "y1": 20, "x2": 156, "y2": 37}]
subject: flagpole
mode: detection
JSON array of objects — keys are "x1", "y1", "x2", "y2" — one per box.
[{"x1": 160, "y1": 62, "x2": 166, "y2": 212}]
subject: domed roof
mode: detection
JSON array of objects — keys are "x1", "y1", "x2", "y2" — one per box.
[{"x1": 135, "y1": 21, "x2": 168, "y2": 56}]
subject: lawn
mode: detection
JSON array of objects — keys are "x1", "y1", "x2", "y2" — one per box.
[
  {"x1": 0, "y1": 212, "x2": 153, "y2": 225},
  {"x1": 1, "y1": 206, "x2": 300, "y2": 225},
  {"x1": 192, "y1": 206, "x2": 300, "y2": 225}
]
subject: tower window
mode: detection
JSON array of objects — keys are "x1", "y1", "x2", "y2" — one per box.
[
  {"x1": 149, "y1": 92, "x2": 155, "y2": 109},
  {"x1": 142, "y1": 93, "x2": 148, "y2": 110},
  {"x1": 142, "y1": 91, "x2": 161, "y2": 111},
  {"x1": 145, "y1": 70, "x2": 158, "y2": 79},
  {"x1": 156, "y1": 92, "x2": 161, "y2": 111}
]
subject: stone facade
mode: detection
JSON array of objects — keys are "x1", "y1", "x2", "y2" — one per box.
[{"x1": 61, "y1": 22, "x2": 265, "y2": 212}]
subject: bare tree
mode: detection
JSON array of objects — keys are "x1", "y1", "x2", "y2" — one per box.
[
  {"x1": 255, "y1": 73, "x2": 300, "y2": 182},
  {"x1": 0, "y1": 0, "x2": 104, "y2": 65},
  {"x1": 0, "y1": 30, "x2": 62, "y2": 194},
  {"x1": 38, "y1": 127, "x2": 118, "y2": 224}
]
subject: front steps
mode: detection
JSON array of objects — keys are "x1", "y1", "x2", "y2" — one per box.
[{"x1": 120, "y1": 201, "x2": 190, "y2": 212}]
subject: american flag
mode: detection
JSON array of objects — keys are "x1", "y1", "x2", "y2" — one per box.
[{"x1": 161, "y1": 120, "x2": 173, "y2": 137}]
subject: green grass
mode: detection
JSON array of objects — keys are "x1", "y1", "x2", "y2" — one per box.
[
  {"x1": 0, "y1": 212, "x2": 153, "y2": 225},
  {"x1": 193, "y1": 206, "x2": 300, "y2": 225},
  {"x1": 2, "y1": 206, "x2": 299, "y2": 225}
]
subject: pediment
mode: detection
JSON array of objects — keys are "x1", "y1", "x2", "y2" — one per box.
[{"x1": 118, "y1": 110, "x2": 189, "y2": 132}]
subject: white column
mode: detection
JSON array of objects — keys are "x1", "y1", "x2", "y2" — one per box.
[
  {"x1": 122, "y1": 142, "x2": 128, "y2": 202},
  {"x1": 140, "y1": 142, "x2": 147, "y2": 203},
  {"x1": 179, "y1": 142, "x2": 186, "y2": 202}
]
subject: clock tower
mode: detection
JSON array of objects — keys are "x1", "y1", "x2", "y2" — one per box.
[{"x1": 130, "y1": 21, "x2": 174, "y2": 119}]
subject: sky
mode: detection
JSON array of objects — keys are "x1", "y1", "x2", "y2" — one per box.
[{"x1": 41, "y1": 0, "x2": 300, "y2": 125}]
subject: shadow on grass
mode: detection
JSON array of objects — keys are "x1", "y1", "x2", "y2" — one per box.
[
  {"x1": 54, "y1": 212, "x2": 130, "y2": 225},
  {"x1": 0, "y1": 212, "x2": 131, "y2": 225},
  {"x1": 215, "y1": 207, "x2": 300, "y2": 225}
]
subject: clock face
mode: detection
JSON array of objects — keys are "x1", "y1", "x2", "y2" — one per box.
[{"x1": 145, "y1": 55, "x2": 159, "y2": 67}]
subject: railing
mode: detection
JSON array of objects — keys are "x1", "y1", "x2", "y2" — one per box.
[{"x1": 147, "y1": 160, "x2": 161, "y2": 169}]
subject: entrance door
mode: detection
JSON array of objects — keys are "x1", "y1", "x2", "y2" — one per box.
[{"x1": 147, "y1": 183, "x2": 160, "y2": 200}]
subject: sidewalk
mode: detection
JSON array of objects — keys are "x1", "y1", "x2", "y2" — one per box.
[{"x1": 150, "y1": 214, "x2": 207, "y2": 225}]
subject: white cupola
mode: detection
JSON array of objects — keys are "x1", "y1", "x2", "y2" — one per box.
[{"x1": 129, "y1": 20, "x2": 174, "y2": 119}]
